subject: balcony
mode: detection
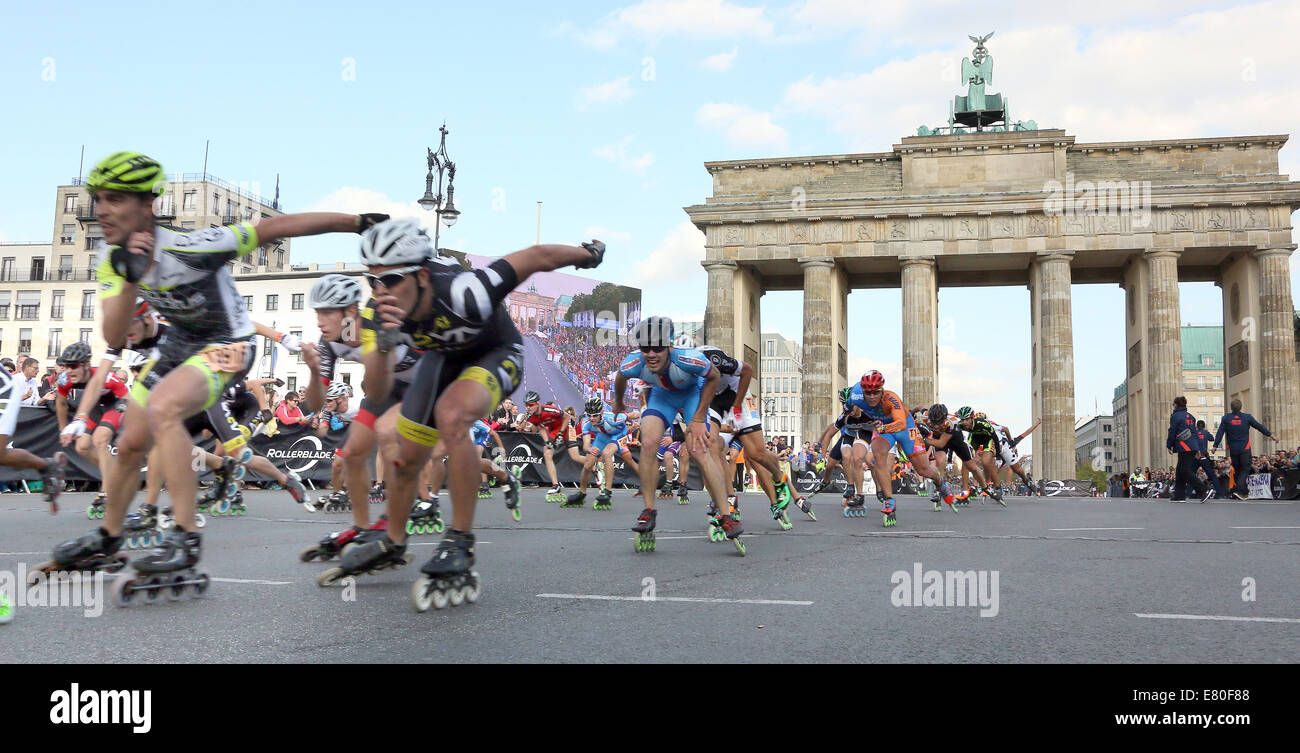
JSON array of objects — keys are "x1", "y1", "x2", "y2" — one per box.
[
  {"x1": 15, "y1": 305, "x2": 40, "y2": 320},
  {"x1": 0, "y1": 268, "x2": 98, "y2": 283}
]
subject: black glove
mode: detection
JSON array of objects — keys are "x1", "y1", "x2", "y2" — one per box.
[
  {"x1": 274, "y1": 378, "x2": 285, "y2": 387},
  {"x1": 573, "y1": 240, "x2": 606, "y2": 269},
  {"x1": 110, "y1": 246, "x2": 151, "y2": 283},
  {"x1": 356, "y1": 213, "x2": 391, "y2": 233}
]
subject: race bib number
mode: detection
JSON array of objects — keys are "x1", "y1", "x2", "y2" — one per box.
[{"x1": 201, "y1": 343, "x2": 249, "y2": 374}]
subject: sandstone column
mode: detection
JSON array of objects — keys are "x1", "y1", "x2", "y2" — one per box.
[
  {"x1": 801, "y1": 258, "x2": 836, "y2": 444},
  {"x1": 1254, "y1": 246, "x2": 1300, "y2": 444},
  {"x1": 1145, "y1": 249, "x2": 1182, "y2": 464},
  {"x1": 702, "y1": 260, "x2": 737, "y2": 350},
  {"x1": 900, "y1": 257, "x2": 937, "y2": 408},
  {"x1": 1032, "y1": 253, "x2": 1075, "y2": 480}
]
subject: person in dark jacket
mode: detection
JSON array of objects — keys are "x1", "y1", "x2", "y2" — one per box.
[
  {"x1": 1212, "y1": 399, "x2": 1279, "y2": 499},
  {"x1": 1193, "y1": 420, "x2": 1225, "y2": 501},
  {"x1": 1166, "y1": 396, "x2": 1199, "y2": 502}
]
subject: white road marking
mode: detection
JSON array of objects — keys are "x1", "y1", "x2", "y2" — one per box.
[
  {"x1": 1050, "y1": 527, "x2": 1145, "y2": 531},
  {"x1": 0, "y1": 552, "x2": 42, "y2": 556},
  {"x1": 1136, "y1": 613, "x2": 1300, "y2": 624},
  {"x1": 538, "y1": 593, "x2": 813, "y2": 606},
  {"x1": 409, "y1": 541, "x2": 492, "y2": 545},
  {"x1": 210, "y1": 577, "x2": 293, "y2": 585},
  {"x1": 1230, "y1": 526, "x2": 1300, "y2": 529}
]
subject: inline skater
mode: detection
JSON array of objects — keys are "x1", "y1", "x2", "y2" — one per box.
[
  {"x1": 613, "y1": 316, "x2": 743, "y2": 554},
  {"x1": 0, "y1": 348, "x2": 66, "y2": 513},
  {"x1": 922, "y1": 404, "x2": 998, "y2": 507},
  {"x1": 849, "y1": 370, "x2": 956, "y2": 526},
  {"x1": 816, "y1": 386, "x2": 879, "y2": 514},
  {"x1": 565, "y1": 396, "x2": 640, "y2": 510},
  {"x1": 40, "y1": 150, "x2": 385, "y2": 599},
  {"x1": 426, "y1": 418, "x2": 518, "y2": 516},
  {"x1": 989, "y1": 417, "x2": 1036, "y2": 490},
  {"x1": 960, "y1": 410, "x2": 1006, "y2": 497},
  {"x1": 522, "y1": 393, "x2": 571, "y2": 501},
  {"x1": 324, "y1": 218, "x2": 604, "y2": 610},
  {"x1": 55, "y1": 342, "x2": 128, "y2": 482}
]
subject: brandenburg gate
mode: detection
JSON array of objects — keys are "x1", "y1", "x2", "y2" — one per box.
[{"x1": 688, "y1": 36, "x2": 1299, "y2": 480}]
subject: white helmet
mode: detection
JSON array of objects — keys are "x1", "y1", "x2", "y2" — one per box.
[
  {"x1": 308, "y1": 274, "x2": 364, "y2": 309},
  {"x1": 359, "y1": 218, "x2": 432, "y2": 267},
  {"x1": 673, "y1": 334, "x2": 696, "y2": 349},
  {"x1": 326, "y1": 381, "x2": 351, "y2": 399}
]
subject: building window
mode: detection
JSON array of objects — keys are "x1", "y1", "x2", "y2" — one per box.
[
  {"x1": 47, "y1": 329, "x2": 62, "y2": 358},
  {"x1": 80, "y1": 292, "x2": 95, "y2": 319},
  {"x1": 212, "y1": 193, "x2": 220, "y2": 215},
  {"x1": 341, "y1": 373, "x2": 351, "y2": 386},
  {"x1": 258, "y1": 249, "x2": 268, "y2": 266},
  {"x1": 292, "y1": 294, "x2": 304, "y2": 311},
  {"x1": 264, "y1": 337, "x2": 274, "y2": 356},
  {"x1": 1103, "y1": 437, "x2": 1112, "y2": 446},
  {"x1": 792, "y1": 377, "x2": 798, "y2": 392},
  {"x1": 64, "y1": 194, "x2": 78, "y2": 214},
  {"x1": 243, "y1": 296, "x2": 253, "y2": 311},
  {"x1": 286, "y1": 376, "x2": 297, "y2": 394},
  {"x1": 0, "y1": 291, "x2": 11, "y2": 319},
  {"x1": 29, "y1": 258, "x2": 45, "y2": 280},
  {"x1": 15, "y1": 291, "x2": 40, "y2": 320},
  {"x1": 266, "y1": 294, "x2": 278, "y2": 311},
  {"x1": 57, "y1": 255, "x2": 73, "y2": 280},
  {"x1": 18, "y1": 328, "x2": 32, "y2": 355},
  {"x1": 50, "y1": 291, "x2": 64, "y2": 319},
  {"x1": 79, "y1": 329, "x2": 92, "y2": 344},
  {"x1": 1202, "y1": 355, "x2": 1214, "y2": 367},
  {"x1": 276, "y1": 251, "x2": 285, "y2": 267},
  {"x1": 183, "y1": 191, "x2": 197, "y2": 211},
  {"x1": 61, "y1": 224, "x2": 75, "y2": 245},
  {"x1": 0, "y1": 258, "x2": 12, "y2": 281},
  {"x1": 766, "y1": 340, "x2": 774, "y2": 357}
]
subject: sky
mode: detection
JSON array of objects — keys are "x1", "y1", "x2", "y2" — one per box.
[{"x1": 2, "y1": 0, "x2": 1298, "y2": 457}]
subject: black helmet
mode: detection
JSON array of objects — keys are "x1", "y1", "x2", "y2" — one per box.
[
  {"x1": 928, "y1": 403, "x2": 948, "y2": 424},
  {"x1": 584, "y1": 396, "x2": 603, "y2": 415},
  {"x1": 524, "y1": 391, "x2": 540, "y2": 404},
  {"x1": 633, "y1": 316, "x2": 674, "y2": 348},
  {"x1": 58, "y1": 342, "x2": 92, "y2": 366}
]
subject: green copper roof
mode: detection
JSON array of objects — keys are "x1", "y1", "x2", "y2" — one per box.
[{"x1": 1181, "y1": 325, "x2": 1223, "y2": 371}]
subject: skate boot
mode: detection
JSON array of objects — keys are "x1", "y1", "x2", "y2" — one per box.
[
  {"x1": 657, "y1": 482, "x2": 673, "y2": 499},
  {"x1": 407, "y1": 497, "x2": 445, "y2": 535},
  {"x1": 938, "y1": 482, "x2": 958, "y2": 514},
  {"x1": 226, "y1": 490, "x2": 247, "y2": 516},
  {"x1": 317, "y1": 534, "x2": 413, "y2": 587},
  {"x1": 955, "y1": 489, "x2": 971, "y2": 507},
  {"x1": 985, "y1": 485, "x2": 1006, "y2": 507},
  {"x1": 676, "y1": 483, "x2": 690, "y2": 505},
  {"x1": 794, "y1": 495, "x2": 818, "y2": 521},
  {"x1": 318, "y1": 490, "x2": 351, "y2": 513},
  {"x1": 352, "y1": 516, "x2": 391, "y2": 548},
  {"x1": 562, "y1": 490, "x2": 587, "y2": 508},
  {"x1": 881, "y1": 497, "x2": 897, "y2": 528},
  {"x1": 716, "y1": 511, "x2": 746, "y2": 556},
  {"x1": 729, "y1": 496, "x2": 741, "y2": 521},
  {"x1": 706, "y1": 502, "x2": 727, "y2": 542},
  {"x1": 205, "y1": 457, "x2": 241, "y2": 515},
  {"x1": 502, "y1": 472, "x2": 522, "y2": 521},
  {"x1": 111, "y1": 529, "x2": 210, "y2": 607},
  {"x1": 632, "y1": 508, "x2": 657, "y2": 552},
  {"x1": 770, "y1": 492, "x2": 792, "y2": 531},
  {"x1": 122, "y1": 504, "x2": 162, "y2": 549},
  {"x1": 41, "y1": 452, "x2": 67, "y2": 514},
  {"x1": 774, "y1": 476, "x2": 793, "y2": 509},
  {"x1": 28, "y1": 528, "x2": 129, "y2": 587},
  {"x1": 282, "y1": 471, "x2": 309, "y2": 508},
  {"x1": 86, "y1": 492, "x2": 107, "y2": 520},
  {"x1": 299, "y1": 525, "x2": 365, "y2": 562},
  {"x1": 593, "y1": 488, "x2": 613, "y2": 511},
  {"x1": 412, "y1": 529, "x2": 480, "y2": 612},
  {"x1": 843, "y1": 494, "x2": 868, "y2": 518},
  {"x1": 157, "y1": 506, "x2": 206, "y2": 531},
  {"x1": 545, "y1": 485, "x2": 565, "y2": 503},
  {"x1": 368, "y1": 480, "x2": 386, "y2": 506},
  {"x1": 477, "y1": 482, "x2": 492, "y2": 499},
  {"x1": 931, "y1": 490, "x2": 943, "y2": 512}
]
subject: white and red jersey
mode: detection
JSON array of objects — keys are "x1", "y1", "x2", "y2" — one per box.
[
  {"x1": 58, "y1": 367, "x2": 128, "y2": 412},
  {"x1": 526, "y1": 403, "x2": 567, "y2": 439}
]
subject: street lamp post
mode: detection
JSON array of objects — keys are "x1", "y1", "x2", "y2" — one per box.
[{"x1": 417, "y1": 123, "x2": 460, "y2": 252}]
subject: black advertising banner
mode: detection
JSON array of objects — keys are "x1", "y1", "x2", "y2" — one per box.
[{"x1": 1271, "y1": 468, "x2": 1299, "y2": 500}]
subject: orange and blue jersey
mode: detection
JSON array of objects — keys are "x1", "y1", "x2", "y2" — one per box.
[
  {"x1": 848, "y1": 384, "x2": 919, "y2": 455},
  {"x1": 619, "y1": 346, "x2": 714, "y2": 428}
]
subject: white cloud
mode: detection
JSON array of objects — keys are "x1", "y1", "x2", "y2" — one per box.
[
  {"x1": 593, "y1": 135, "x2": 655, "y2": 172},
  {"x1": 701, "y1": 47, "x2": 739, "y2": 72},
  {"x1": 576, "y1": 76, "x2": 634, "y2": 109},
  {"x1": 568, "y1": 0, "x2": 773, "y2": 49},
  {"x1": 583, "y1": 225, "x2": 632, "y2": 244},
  {"x1": 696, "y1": 102, "x2": 788, "y2": 151},
  {"x1": 634, "y1": 221, "x2": 705, "y2": 282}
]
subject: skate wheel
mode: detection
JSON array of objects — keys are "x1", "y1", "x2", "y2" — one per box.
[
  {"x1": 464, "y1": 573, "x2": 481, "y2": 603},
  {"x1": 194, "y1": 513, "x2": 206, "y2": 528},
  {"x1": 166, "y1": 574, "x2": 186, "y2": 601},
  {"x1": 298, "y1": 545, "x2": 321, "y2": 563},
  {"x1": 449, "y1": 586, "x2": 465, "y2": 607},
  {"x1": 316, "y1": 568, "x2": 344, "y2": 588},
  {"x1": 431, "y1": 587, "x2": 450, "y2": 610},
  {"x1": 733, "y1": 538, "x2": 747, "y2": 556},
  {"x1": 405, "y1": 521, "x2": 416, "y2": 536},
  {"x1": 434, "y1": 519, "x2": 446, "y2": 534},
  {"x1": 192, "y1": 573, "x2": 210, "y2": 596},
  {"x1": 412, "y1": 577, "x2": 435, "y2": 613},
  {"x1": 110, "y1": 576, "x2": 137, "y2": 608}
]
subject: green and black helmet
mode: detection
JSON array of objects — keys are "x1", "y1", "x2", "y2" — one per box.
[
  {"x1": 86, "y1": 151, "x2": 166, "y2": 196},
  {"x1": 838, "y1": 387, "x2": 853, "y2": 404},
  {"x1": 584, "y1": 396, "x2": 603, "y2": 415},
  {"x1": 956, "y1": 406, "x2": 974, "y2": 420}
]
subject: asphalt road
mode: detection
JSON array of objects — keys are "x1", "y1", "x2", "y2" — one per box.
[
  {"x1": 1, "y1": 488, "x2": 1296, "y2": 663},
  {"x1": 506, "y1": 334, "x2": 587, "y2": 411}
]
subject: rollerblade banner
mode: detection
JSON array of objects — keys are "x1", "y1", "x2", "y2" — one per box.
[{"x1": 1038, "y1": 479, "x2": 1097, "y2": 497}]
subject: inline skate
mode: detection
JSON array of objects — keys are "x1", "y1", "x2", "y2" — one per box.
[
  {"x1": 407, "y1": 497, "x2": 445, "y2": 535},
  {"x1": 282, "y1": 471, "x2": 309, "y2": 508},
  {"x1": 676, "y1": 483, "x2": 689, "y2": 505},
  {"x1": 984, "y1": 485, "x2": 1006, "y2": 507},
  {"x1": 158, "y1": 505, "x2": 206, "y2": 531},
  {"x1": 632, "y1": 508, "x2": 657, "y2": 552},
  {"x1": 312, "y1": 490, "x2": 351, "y2": 513},
  {"x1": 477, "y1": 482, "x2": 492, "y2": 499},
  {"x1": 299, "y1": 524, "x2": 366, "y2": 563},
  {"x1": 708, "y1": 508, "x2": 746, "y2": 555},
  {"x1": 794, "y1": 495, "x2": 817, "y2": 521},
  {"x1": 502, "y1": 472, "x2": 521, "y2": 521},
  {"x1": 411, "y1": 529, "x2": 480, "y2": 612},
  {"x1": 770, "y1": 494, "x2": 792, "y2": 531},
  {"x1": 656, "y1": 482, "x2": 673, "y2": 500},
  {"x1": 122, "y1": 504, "x2": 163, "y2": 549},
  {"x1": 317, "y1": 535, "x2": 413, "y2": 587},
  {"x1": 27, "y1": 528, "x2": 129, "y2": 587},
  {"x1": 368, "y1": 480, "x2": 386, "y2": 506},
  {"x1": 41, "y1": 452, "x2": 67, "y2": 514},
  {"x1": 86, "y1": 493, "x2": 107, "y2": 520},
  {"x1": 843, "y1": 494, "x2": 869, "y2": 518},
  {"x1": 544, "y1": 485, "x2": 565, "y2": 503},
  {"x1": 881, "y1": 496, "x2": 897, "y2": 527},
  {"x1": 561, "y1": 490, "x2": 587, "y2": 508},
  {"x1": 706, "y1": 502, "x2": 726, "y2": 542},
  {"x1": 109, "y1": 529, "x2": 210, "y2": 607},
  {"x1": 593, "y1": 488, "x2": 613, "y2": 511}
]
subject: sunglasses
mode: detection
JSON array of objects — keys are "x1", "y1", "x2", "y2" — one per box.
[
  {"x1": 364, "y1": 265, "x2": 422, "y2": 289},
  {"x1": 639, "y1": 346, "x2": 668, "y2": 353}
]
